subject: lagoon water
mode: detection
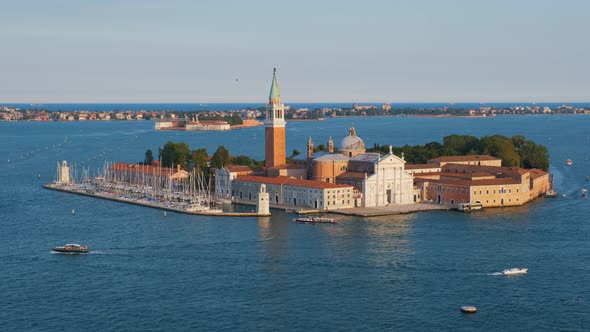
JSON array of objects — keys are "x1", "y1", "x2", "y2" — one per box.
[{"x1": 1, "y1": 115, "x2": 590, "y2": 331}]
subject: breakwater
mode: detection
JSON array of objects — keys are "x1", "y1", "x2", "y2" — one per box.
[{"x1": 43, "y1": 183, "x2": 270, "y2": 217}]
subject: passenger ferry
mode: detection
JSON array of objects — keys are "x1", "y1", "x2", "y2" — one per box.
[
  {"x1": 52, "y1": 244, "x2": 89, "y2": 254},
  {"x1": 294, "y1": 217, "x2": 337, "y2": 224}
]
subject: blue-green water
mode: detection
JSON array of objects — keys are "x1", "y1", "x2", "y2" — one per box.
[{"x1": 1, "y1": 116, "x2": 589, "y2": 331}]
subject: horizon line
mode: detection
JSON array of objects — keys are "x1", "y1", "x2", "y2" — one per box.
[{"x1": 2, "y1": 101, "x2": 590, "y2": 105}]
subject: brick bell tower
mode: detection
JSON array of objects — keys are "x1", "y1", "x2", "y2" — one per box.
[{"x1": 264, "y1": 68, "x2": 286, "y2": 168}]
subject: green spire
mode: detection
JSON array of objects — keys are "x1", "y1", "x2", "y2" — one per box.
[{"x1": 269, "y1": 67, "x2": 281, "y2": 100}]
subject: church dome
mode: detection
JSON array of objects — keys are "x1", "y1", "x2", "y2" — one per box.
[{"x1": 341, "y1": 126, "x2": 365, "y2": 151}]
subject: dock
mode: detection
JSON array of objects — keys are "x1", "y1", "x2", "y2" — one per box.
[
  {"x1": 329, "y1": 203, "x2": 450, "y2": 217},
  {"x1": 225, "y1": 198, "x2": 448, "y2": 217},
  {"x1": 43, "y1": 184, "x2": 270, "y2": 217}
]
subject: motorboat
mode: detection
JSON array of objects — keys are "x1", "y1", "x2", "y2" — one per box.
[
  {"x1": 460, "y1": 306, "x2": 477, "y2": 314},
  {"x1": 294, "y1": 216, "x2": 337, "y2": 224},
  {"x1": 566, "y1": 159, "x2": 572, "y2": 166},
  {"x1": 457, "y1": 202, "x2": 484, "y2": 212},
  {"x1": 545, "y1": 189, "x2": 557, "y2": 198},
  {"x1": 52, "y1": 244, "x2": 89, "y2": 254},
  {"x1": 502, "y1": 268, "x2": 528, "y2": 275}
]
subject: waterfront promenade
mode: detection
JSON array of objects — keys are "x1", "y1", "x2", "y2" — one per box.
[
  {"x1": 227, "y1": 198, "x2": 449, "y2": 217},
  {"x1": 331, "y1": 202, "x2": 450, "y2": 217}
]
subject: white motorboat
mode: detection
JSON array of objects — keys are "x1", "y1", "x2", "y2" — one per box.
[{"x1": 502, "y1": 268, "x2": 528, "y2": 275}]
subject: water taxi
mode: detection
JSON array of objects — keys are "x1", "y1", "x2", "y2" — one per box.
[
  {"x1": 294, "y1": 217, "x2": 337, "y2": 224},
  {"x1": 502, "y1": 268, "x2": 528, "y2": 275},
  {"x1": 457, "y1": 202, "x2": 483, "y2": 212},
  {"x1": 52, "y1": 244, "x2": 89, "y2": 254}
]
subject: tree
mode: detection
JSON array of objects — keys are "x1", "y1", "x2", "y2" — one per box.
[
  {"x1": 480, "y1": 135, "x2": 520, "y2": 167},
  {"x1": 210, "y1": 145, "x2": 230, "y2": 169},
  {"x1": 144, "y1": 149, "x2": 154, "y2": 165},
  {"x1": 314, "y1": 144, "x2": 327, "y2": 152},
  {"x1": 519, "y1": 140, "x2": 549, "y2": 171},
  {"x1": 159, "y1": 141, "x2": 190, "y2": 169},
  {"x1": 443, "y1": 135, "x2": 479, "y2": 155},
  {"x1": 232, "y1": 155, "x2": 254, "y2": 166},
  {"x1": 190, "y1": 148, "x2": 209, "y2": 171}
]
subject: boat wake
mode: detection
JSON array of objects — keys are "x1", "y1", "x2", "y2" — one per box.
[
  {"x1": 487, "y1": 272, "x2": 503, "y2": 276},
  {"x1": 87, "y1": 250, "x2": 109, "y2": 255}
]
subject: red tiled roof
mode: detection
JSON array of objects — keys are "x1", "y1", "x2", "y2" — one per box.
[
  {"x1": 236, "y1": 175, "x2": 352, "y2": 189},
  {"x1": 441, "y1": 164, "x2": 529, "y2": 177},
  {"x1": 529, "y1": 168, "x2": 548, "y2": 179},
  {"x1": 336, "y1": 171, "x2": 368, "y2": 179},
  {"x1": 429, "y1": 155, "x2": 501, "y2": 163},
  {"x1": 226, "y1": 165, "x2": 253, "y2": 172},
  {"x1": 110, "y1": 162, "x2": 178, "y2": 177},
  {"x1": 405, "y1": 164, "x2": 440, "y2": 170}
]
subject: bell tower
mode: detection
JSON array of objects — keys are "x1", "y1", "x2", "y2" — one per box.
[
  {"x1": 264, "y1": 68, "x2": 286, "y2": 168},
  {"x1": 307, "y1": 136, "x2": 314, "y2": 158}
]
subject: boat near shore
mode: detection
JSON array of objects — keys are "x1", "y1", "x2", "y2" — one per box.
[
  {"x1": 502, "y1": 267, "x2": 528, "y2": 275},
  {"x1": 456, "y1": 202, "x2": 483, "y2": 212},
  {"x1": 545, "y1": 189, "x2": 558, "y2": 198},
  {"x1": 52, "y1": 244, "x2": 89, "y2": 254},
  {"x1": 294, "y1": 216, "x2": 337, "y2": 224}
]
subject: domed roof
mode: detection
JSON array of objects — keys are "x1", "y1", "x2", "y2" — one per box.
[{"x1": 341, "y1": 126, "x2": 365, "y2": 151}]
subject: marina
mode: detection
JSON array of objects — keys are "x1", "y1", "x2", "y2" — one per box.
[{"x1": 43, "y1": 160, "x2": 270, "y2": 217}]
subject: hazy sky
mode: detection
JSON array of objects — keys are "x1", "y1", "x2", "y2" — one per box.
[{"x1": 1, "y1": 0, "x2": 589, "y2": 103}]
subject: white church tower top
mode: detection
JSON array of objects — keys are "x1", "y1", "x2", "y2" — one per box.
[{"x1": 264, "y1": 68, "x2": 286, "y2": 127}]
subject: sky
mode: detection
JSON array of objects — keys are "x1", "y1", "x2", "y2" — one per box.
[{"x1": 1, "y1": 0, "x2": 589, "y2": 103}]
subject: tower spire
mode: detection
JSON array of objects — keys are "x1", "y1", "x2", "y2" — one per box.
[{"x1": 269, "y1": 67, "x2": 281, "y2": 104}]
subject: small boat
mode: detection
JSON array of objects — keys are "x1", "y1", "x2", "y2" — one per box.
[
  {"x1": 460, "y1": 306, "x2": 477, "y2": 314},
  {"x1": 294, "y1": 216, "x2": 337, "y2": 224},
  {"x1": 186, "y1": 203, "x2": 209, "y2": 212},
  {"x1": 502, "y1": 268, "x2": 528, "y2": 275},
  {"x1": 545, "y1": 189, "x2": 558, "y2": 198},
  {"x1": 457, "y1": 202, "x2": 484, "y2": 212},
  {"x1": 52, "y1": 244, "x2": 89, "y2": 254},
  {"x1": 566, "y1": 159, "x2": 572, "y2": 166},
  {"x1": 71, "y1": 209, "x2": 76, "y2": 215}
]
